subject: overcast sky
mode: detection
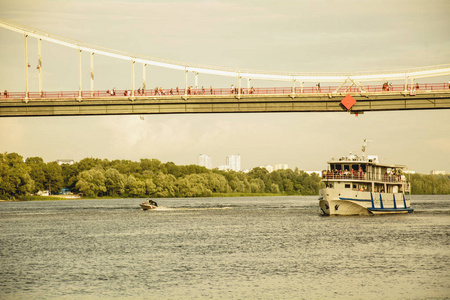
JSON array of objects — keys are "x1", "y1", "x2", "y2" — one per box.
[{"x1": 0, "y1": 0, "x2": 449, "y2": 173}]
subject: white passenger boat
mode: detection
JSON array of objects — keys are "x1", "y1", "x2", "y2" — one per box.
[{"x1": 319, "y1": 140, "x2": 413, "y2": 215}]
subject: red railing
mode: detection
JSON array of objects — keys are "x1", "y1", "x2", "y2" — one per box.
[
  {"x1": 322, "y1": 172, "x2": 405, "y2": 183},
  {"x1": 0, "y1": 83, "x2": 449, "y2": 99}
]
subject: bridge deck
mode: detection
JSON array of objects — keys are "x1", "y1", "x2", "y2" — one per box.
[{"x1": 1, "y1": 90, "x2": 449, "y2": 117}]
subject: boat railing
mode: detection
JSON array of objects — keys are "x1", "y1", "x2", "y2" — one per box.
[{"x1": 322, "y1": 172, "x2": 404, "y2": 183}]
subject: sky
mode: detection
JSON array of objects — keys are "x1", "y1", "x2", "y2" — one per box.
[{"x1": 0, "y1": 0, "x2": 449, "y2": 173}]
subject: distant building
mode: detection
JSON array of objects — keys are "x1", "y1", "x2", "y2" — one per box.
[
  {"x1": 273, "y1": 164, "x2": 289, "y2": 171},
  {"x1": 226, "y1": 155, "x2": 241, "y2": 172},
  {"x1": 430, "y1": 170, "x2": 446, "y2": 175},
  {"x1": 218, "y1": 165, "x2": 231, "y2": 171},
  {"x1": 261, "y1": 165, "x2": 274, "y2": 173},
  {"x1": 198, "y1": 154, "x2": 212, "y2": 169},
  {"x1": 260, "y1": 164, "x2": 289, "y2": 173},
  {"x1": 57, "y1": 159, "x2": 74, "y2": 165},
  {"x1": 306, "y1": 171, "x2": 321, "y2": 176},
  {"x1": 38, "y1": 190, "x2": 50, "y2": 196},
  {"x1": 403, "y1": 169, "x2": 416, "y2": 174}
]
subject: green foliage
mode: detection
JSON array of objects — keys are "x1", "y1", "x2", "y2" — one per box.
[
  {"x1": 26, "y1": 157, "x2": 46, "y2": 192},
  {"x1": 0, "y1": 153, "x2": 34, "y2": 197},
  {"x1": 75, "y1": 168, "x2": 107, "y2": 197},
  {"x1": 408, "y1": 174, "x2": 450, "y2": 194},
  {"x1": 7, "y1": 151, "x2": 450, "y2": 199},
  {"x1": 105, "y1": 168, "x2": 126, "y2": 196}
]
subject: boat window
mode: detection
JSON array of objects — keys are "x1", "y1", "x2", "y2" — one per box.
[
  {"x1": 352, "y1": 164, "x2": 359, "y2": 171},
  {"x1": 343, "y1": 165, "x2": 350, "y2": 171},
  {"x1": 345, "y1": 184, "x2": 351, "y2": 188},
  {"x1": 360, "y1": 164, "x2": 367, "y2": 172},
  {"x1": 353, "y1": 184, "x2": 357, "y2": 189},
  {"x1": 335, "y1": 164, "x2": 342, "y2": 171}
]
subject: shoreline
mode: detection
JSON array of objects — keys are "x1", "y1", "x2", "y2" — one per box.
[{"x1": 3, "y1": 193, "x2": 311, "y2": 202}]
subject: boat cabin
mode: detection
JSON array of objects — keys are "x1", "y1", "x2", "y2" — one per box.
[{"x1": 322, "y1": 154, "x2": 410, "y2": 194}]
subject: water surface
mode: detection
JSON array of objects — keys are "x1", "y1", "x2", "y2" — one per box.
[{"x1": 1, "y1": 196, "x2": 449, "y2": 299}]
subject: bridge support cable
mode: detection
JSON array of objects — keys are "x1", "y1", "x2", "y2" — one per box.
[
  {"x1": 238, "y1": 72, "x2": 241, "y2": 99},
  {"x1": 24, "y1": 34, "x2": 28, "y2": 101},
  {"x1": 334, "y1": 77, "x2": 367, "y2": 94},
  {"x1": 142, "y1": 64, "x2": 146, "y2": 90},
  {"x1": 131, "y1": 59, "x2": 135, "y2": 98},
  {"x1": 291, "y1": 78, "x2": 296, "y2": 97},
  {"x1": 38, "y1": 38, "x2": 42, "y2": 96},
  {"x1": 1, "y1": 18, "x2": 450, "y2": 96},
  {"x1": 346, "y1": 78, "x2": 366, "y2": 93},
  {"x1": 194, "y1": 72, "x2": 198, "y2": 89},
  {"x1": 90, "y1": 52, "x2": 94, "y2": 97},
  {"x1": 184, "y1": 67, "x2": 188, "y2": 96},
  {"x1": 78, "y1": 49, "x2": 82, "y2": 100},
  {"x1": 404, "y1": 74, "x2": 407, "y2": 92}
]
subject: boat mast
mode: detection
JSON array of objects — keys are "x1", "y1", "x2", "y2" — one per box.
[{"x1": 361, "y1": 139, "x2": 370, "y2": 161}]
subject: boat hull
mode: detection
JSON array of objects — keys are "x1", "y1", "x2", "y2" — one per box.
[
  {"x1": 319, "y1": 188, "x2": 413, "y2": 216},
  {"x1": 140, "y1": 204, "x2": 157, "y2": 210}
]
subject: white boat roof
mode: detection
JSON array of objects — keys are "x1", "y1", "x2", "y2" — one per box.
[{"x1": 327, "y1": 155, "x2": 407, "y2": 169}]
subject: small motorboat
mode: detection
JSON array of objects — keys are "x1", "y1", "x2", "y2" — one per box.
[{"x1": 140, "y1": 199, "x2": 158, "y2": 210}]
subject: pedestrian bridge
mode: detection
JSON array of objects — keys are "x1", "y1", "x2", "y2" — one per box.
[
  {"x1": 1, "y1": 18, "x2": 449, "y2": 117},
  {"x1": 1, "y1": 87, "x2": 449, "y2": 117}
]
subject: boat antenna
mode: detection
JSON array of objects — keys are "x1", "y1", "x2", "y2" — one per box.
[{"x1": 361, "y1": 139, "x2": 371, "y2": 160}]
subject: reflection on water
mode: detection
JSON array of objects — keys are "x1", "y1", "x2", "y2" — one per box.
[{"x1": 1, "y1": 195, "x2": 449, "y2": 299}]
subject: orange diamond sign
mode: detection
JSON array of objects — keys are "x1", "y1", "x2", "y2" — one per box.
[{"x1": 341, "y1": 94, "x2": 356, "y2": 110}]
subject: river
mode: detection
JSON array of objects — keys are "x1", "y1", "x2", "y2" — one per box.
[{"x1": 1, "y1": 195, "x2": 449, "y2": 299}]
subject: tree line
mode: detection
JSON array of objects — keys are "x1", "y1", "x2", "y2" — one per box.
[
  {"x1": 2, "y1": 152, "x2": 449, "y2": 199},
  {"x1": 0, "y1": 152, "x2": 324, "y2": 199},
  {"x1": 408, "y1": 173, "x2": 450, "y2": 195}
]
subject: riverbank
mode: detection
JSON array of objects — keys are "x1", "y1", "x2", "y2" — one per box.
[
  {"x1": 16, "y1": 195, "x2": 83, "y2": 201},
  {"x1": 7, "y1": 192, "x2": 305, "y2": 201}
]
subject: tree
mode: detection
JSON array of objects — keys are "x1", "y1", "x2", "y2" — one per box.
[
  {"x1": 105, "y1": 168, "x2": 126, "y2": 196},
  {"x1": 176, "y1": 174, "x2": 211, "y2": 197},
  {"x1": 126, "y1": 175, "x2": 146, "y2": 197},
  {"x1": 140, "y1": 158, "x2": 162, "y2": 173},
  {"x1": 153, "y1": 173, "x2": 177, "y2": 197},
  {"x1": 26, "y1": 157, "x2": 46, "y2": 192},
  {"x1": 204, "y1": 173, "x2": 231, "y2": 193},
  {"x1": 75, "y1": 168, "x2": 106, "y2": 197},
  {"x1": 250, "y1": 178, "x2": 265, "y2": 193},
  {"x1": 145, "y1": 178, "x2": 157, "y2": 195},
  {"x1": 61, "y1": 163, "x2": 80, "y2": 191},
  {"x1": 270, "y1": 183, "x2": 280, "y2": 193},
  {"x1": 44, "y1": 162, "x2": 63, "y2": 194},
  {"x1": 0, "y1": 152, "x2": 34, "y2": 198}
]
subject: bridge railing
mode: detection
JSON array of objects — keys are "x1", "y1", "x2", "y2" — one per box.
[{"x1": 0, "y1": 83, "x2": 448, "y2": 99}]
